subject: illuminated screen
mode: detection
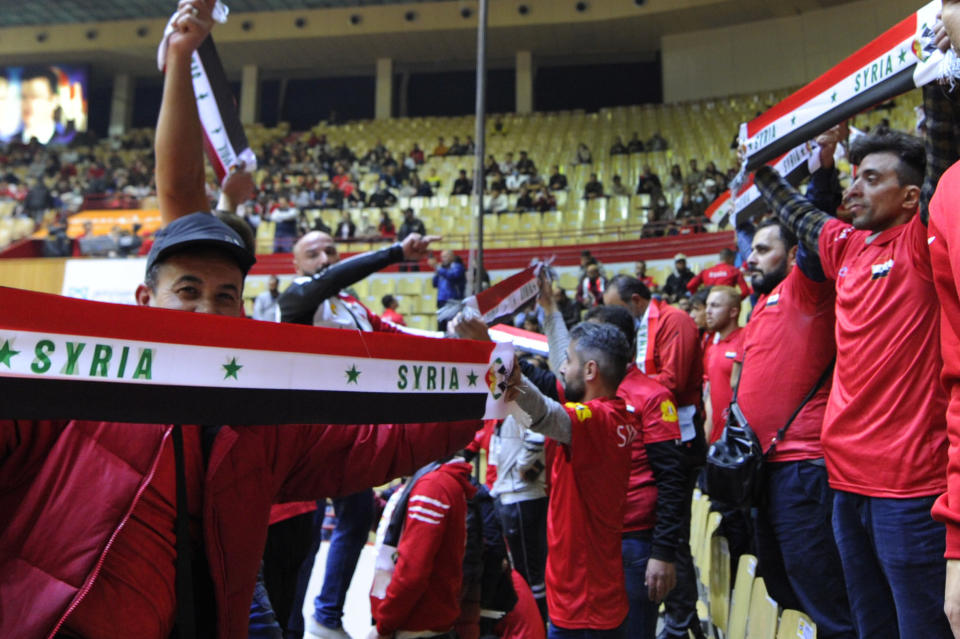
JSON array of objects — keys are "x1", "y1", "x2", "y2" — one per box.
[{"x1": 0, "y1": 65, "x2": 87, "y2": 145}]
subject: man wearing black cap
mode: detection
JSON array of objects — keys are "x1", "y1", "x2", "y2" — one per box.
[{"x1": 0, "y1": 3, "x2": 481, "y2": 638}]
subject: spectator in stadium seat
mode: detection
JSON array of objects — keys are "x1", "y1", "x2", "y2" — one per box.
[
  {"x1": 500, "y1": 152, "x2": 516, "y2": 175},
  {"x1": 464, "y1": 136, "x2": 476, "y2": 154},
  {"x1": 755, "y1": 107, "x2": 952, "y2": 637},
  {"x1": 635, "y1": 260, "x2": 657, "y2": 292},
  {"x1": 368, "y1": 181, "x2": 398, "y2": 209},
  {"x1": 448, "y1": 136, "x2": 467, "y2": 156},
  {"x1": 506, "y1": 168, "x2": 530, "y2": 194},
  {"x1": 431, "y1": 137, "x2": 449, "y2": 158},
  {"x1": 452, "y1": 170, "x2": 472, "y2": 196},
  {"x1": 666, "y1": 165, "x2": 684, "y2": 191},
  {"x1": 636, "y1": 166, "x2": 663, "y2": 198},
  {"x1": 378, "y1": 211, "x2": 396, "y2": 239},
  {"x1": 269, "y1": 196, "x2": 300, "y2": 253},
  {"x1": 684, "y1": 160, "x2": 704, "y2": 189},
  {"x1": 409, "y1": 144, "x2": 425, "y2": 165},
  {"x1": 647, "y1": 132, "x2": 668, "y2": 151},
  {"x1": 516, "y1": 184, "x2": 536, "y2": 212},
  {"x1": 686, "y1": 248, "x2": 750, "y2": 296},
  {"x1": 397, "y1": 208, "x2": 426, "y2": 241},
  {"x1": 533, "y1": 185, "x2": 557, "y2": 213},
  {"x1": 516, "y1": 151, "x2": 537, "y2": 176},
  {"x1": 335, "y1": 211, "x2": 356, "y2": 240},
  {"x1": 575, "y1": 143, "x2": 593, "y2": 165},
  {"x1": 425, "y1": 168, "x2": 443, "y2": 191},
  {"x1": 430, "y1": 250, "x2": 466, "y2": 331},
  {"x1": 576, "y1": 261, "x2": 606, "y2": 309},
  {"x1": 548, "y1": 166, "x2": 568, "y2": 191},
  {"x1": 412, "y1": 174, "x2": 434, "y2": 198},
  {"x1": 484, "y1": 188, "x2": 508, "y2": 215},
  {"x1": 611, "y1": 175, "x2": 630, "y2": 197},
  {"x1": 662, "y1": 254, "x2": 695, "y2": 302},
  {"x1": 381, "y1": 294, "x2": 406, "y2": 326},
  {"x1": 253, "y1": 275, "x2": 281, "y2": 322},
  {"x1": 584, "y1": 174, "x2": 605, "y2": 200},
  {"x1": 553, "y1": 284, "x2": 581, "y2": 329}
]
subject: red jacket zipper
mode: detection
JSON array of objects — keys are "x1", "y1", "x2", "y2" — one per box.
[{"x1": 46, "y1": 425, "x2": 173, "y2": 639}]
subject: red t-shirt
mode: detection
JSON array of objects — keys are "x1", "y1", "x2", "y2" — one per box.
[
  {"x1": 687, "y1": 263, "x2": 750, "y2": 296},
  {"x1": 617, "y1": 366, "x2": 682, "y2": 532},
  {"x1": 703, "y1": 328, "x2": 743, "y2": 444},
  {"x1": 382, "y1": 307, "x2": 407, "y2": 326},
  {"x1": 736, "y1": 266, "x2": 833, "y2": 462},
  {"x1": 546, "y1": 396, "x2": 632, "y2": 629},
  {"x1": 818, "y1": 216, "x2": 947, "y2": 497},
  {"x1": 927, "y1": 163, "x2": 960, "y2": 556}
]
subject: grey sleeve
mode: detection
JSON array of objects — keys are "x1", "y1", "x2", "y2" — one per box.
[
  {"x1": 543, "y1": 309, "x2": 570, "y2": 374},
  {"x1": 512, "y1": 376, "x2": 572, "y2": 444}
]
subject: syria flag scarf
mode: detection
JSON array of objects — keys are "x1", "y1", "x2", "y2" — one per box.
[
  {"x1": 0, "y1": 288, "x2": 514, "y2": 425},
  {"x1": 157, "y1": 1, "x2": 257, "y2": 182},
  {"x1": 707, "y1": 141, "x2": 811, "y2": 228},
  {"x1": 437, "y1": 262, "x2": 545, "y2": 326},
  {"x1": 738, "y1": 0, "x2": 944, "y2": 174}
]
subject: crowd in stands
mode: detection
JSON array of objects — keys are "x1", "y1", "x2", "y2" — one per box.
[{"x1": 9, "y1": 7, "x2": 960, "y2": 639}]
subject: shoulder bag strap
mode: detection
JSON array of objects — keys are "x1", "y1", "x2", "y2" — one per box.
[{"x1": 769, "y1": 359, "x2": 835, "y2": 453}]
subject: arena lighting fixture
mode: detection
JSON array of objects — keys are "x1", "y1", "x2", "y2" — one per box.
[
  {"x1": 405, "y1": 10, "x2": 417, "y2": 21},
  {"x1": 36, "y1": 32, "x2": 48, "y2": 43},
  {"x1": 295, "y1": 17, "x2": 307, "y2": 28},
  {"x1": 575, "y1": 1, "x2": 589, "y2": 11},
  {"x1": 136, "y1": 26, "x2": 149, "y2": 37},
  {"x1": 85, "y1": 29, "x2": 98, "y2": 40},
  {"x1": 518, "y1": 4, "x2": 530, "y2": 15},
  {"x1": 350, "y1": 14, "x2": 362, "y2": 25},
  {"x1": 241, "y1": 20, "x2": 253, "y2": 31},
  {"x1": 634, "y1": 0, "x2": 646, "y2": 5},
  {"x1": 461, "y1": 7, "x2": 473, "y2": 18}
]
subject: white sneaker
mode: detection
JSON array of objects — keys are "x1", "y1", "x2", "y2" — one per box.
[{"x1": 305, "y1": 617, "x2": 353, "y2": 639}]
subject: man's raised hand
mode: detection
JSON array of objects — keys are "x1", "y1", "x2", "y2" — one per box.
[
  {"x1": 536, "y1": 270, "x2": 556, "y2": 312},
  {"x1": 400, "y1": 233, "x2": 442, "y2": 261},
  {"x1": 167, "y1": 0, "x2": 216, "y2": 60},
  {"x1": 450, "y1": 313, "x2": 491, "y2": 342}
]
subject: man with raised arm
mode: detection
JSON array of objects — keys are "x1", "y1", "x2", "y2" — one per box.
[
  {"x1": 752, "y1": 82, "x2": 954, "y2": 636},
  {"x1": 0, "y1": 4, "x2": 481, "y2": 637}
]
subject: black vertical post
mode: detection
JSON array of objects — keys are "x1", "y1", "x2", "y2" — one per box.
[{"x1": 469, "y1": 0, "x2": 489, "y2": 295}]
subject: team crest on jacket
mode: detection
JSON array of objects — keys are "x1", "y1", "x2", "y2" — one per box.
[
  {"x1": 565, "y1": 402, "x2": 593, "y2": 423},
  {"x1": 660, "y1": 400, "x2": 678, "y2": 423}
]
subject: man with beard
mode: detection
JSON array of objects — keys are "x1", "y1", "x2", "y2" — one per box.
[
  {"x1": 502, "y1": 322, "x2": 635, "y2": 638},
  {"x1": 735, "y1": 218, "x2": 854, "y2": 638}
]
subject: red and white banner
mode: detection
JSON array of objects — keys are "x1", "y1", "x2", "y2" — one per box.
[
  {"x1": 0, "y1": 287, "x2": 513, "y2": 425},
  {"x1": 739, "y1": 0, "x2": 943, "y2": 172},
  {"x1": 489, "y1": 324, "x2": 549, "y2": 356}
]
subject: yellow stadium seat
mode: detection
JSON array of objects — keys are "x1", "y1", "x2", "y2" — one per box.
[
  {"x1": 728, "y1": 554, "x2": 758, "y2": 639},
  {"x1": 709, "y1": 534, "x2": 732, "y2": 635},
  {"x1": 746, "y1": 577, "x2": 779, "y2": 639},
  {"x1": 777, "y1": 609, "x2": 816, "y2": 639},
  {"x1": 396, "y1": 276, "x2": 426, "y2": 296},
  {"x1": 698, "y1": 511, "x2": 722, "y2": 588}
]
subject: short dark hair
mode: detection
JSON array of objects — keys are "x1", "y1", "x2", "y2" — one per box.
[
  {"x1": 756, "y1": 218, "x2": 797, "y2": 250},
  {"x1": 23, "y1": 67, "x2": 58, "y2": 94},
  {"x1": 584, "y1": 304, "x2": 637, "y2": 355},
  {"x1": 569, "y1": 321, "x2": 631, "y2": 389},
  {"x1": 214, "y1": 211, "x2": 255, "y2": 253},
  {"x1": 608, "y1": 274, "x2": 652, "y2": 302},
  {"x1": 720, "y1": 247, "x2": 736, "y2": 261},
  {"x1": 691, "y1": 288, "x2": 710, "y2": 308},
  {"x1": 849, "y1": 131, "x2": 925, "y2": 187},
  {"x1": 382, "y1": 294, "x2": 396, "y2": 309}
]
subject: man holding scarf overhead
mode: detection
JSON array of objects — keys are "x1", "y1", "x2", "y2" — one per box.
[{"x1": 0, "y1": 3, "x2": 487, "y2": 637}]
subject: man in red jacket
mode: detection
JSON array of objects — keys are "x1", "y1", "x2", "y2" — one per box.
[
  {"x1": 685, "y1": 248, "x2": 750, "y2": 297},
  {"x1": 0, "y1": 4, "x2": 481, "y2": 638},
  {"x1": 369, "y1": 459, "x2": 477, "y2": 638}
]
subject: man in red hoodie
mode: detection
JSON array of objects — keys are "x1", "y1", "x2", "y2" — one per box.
[{"x1": 369, "y1": 458, "x2": 476, "y2": 639}]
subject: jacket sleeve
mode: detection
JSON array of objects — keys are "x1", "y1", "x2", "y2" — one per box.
[
  {"x1": 273, "y1": 420, "x2": 479, "y2": 502},
  {"x1": 519, "y1": 359, "x2": 559, "y2": 400},
  {"x1": 542, "y1": 309, "x2": 570, "y2": 374},
  {"x1": 375, "y1": 473, "x2": 454, "y2": 634},
  {"x1": 685, "y1": 272, "x2": 703, "y2": 294},
  {"x1": 515, "y1": 429, "x2": 546, "y2": 478},
  {"x1": 755, "y1": 166, "x2": 830, "y2": 257},
  {"x1": 646, "y1": 440, "x2": 686, "y2": 562},
  {"x1": 278, "y1": 243, "x2": 405, "y2": 324},
  {"x1": 653, "y1": 313, "x2": 697, "y2": 400}
]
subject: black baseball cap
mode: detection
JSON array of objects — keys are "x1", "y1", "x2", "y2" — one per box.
[{"x1": 146, "y1": 212, "x2": 256, "y2": 275}]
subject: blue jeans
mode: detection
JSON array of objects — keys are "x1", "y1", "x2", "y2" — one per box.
[
  {"x1": 832, "y1": 491, "x2": 951, "y2": 639},
  {"x1": 754, "y1": 461, "x2": 855, "y2": 639},
  {"x1": 497, "y1": 497, "x2": 548, "y2": 619},
  {"x1": 313, "y1": 489, "x2": 374, "y2": 629},
  {"x1": 622, "y1": 534, "x2": 658, "y2": 639},
  {"x1": 249, "y1": 562, "x2": 284, "y2": 639},
  {"x1": 548, "y1": 621, "x2": 626, "y2": 639}
]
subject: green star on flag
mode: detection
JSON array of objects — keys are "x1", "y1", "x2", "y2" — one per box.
[
  {"x1": 467, "y1": 371, "x2": 479, "y2": 387},
  {"x1": 345, "y1": 364, "x2": 361, "y2": 384},
  {"x1": 0, "y1": 339, "x2": 19, "y2": 368},
  {"x1": 830, "y1": 92, "x2": 838, "y2": 103},
  {"x1": 223, "y1": 357, "x2": 243, "y2": 380},
  {"x1": 790, "y1": 115, "x2": 796, "y2": 126},
  {"x1": 899, "y1": 48, "x2": 907, "y2": 63}
]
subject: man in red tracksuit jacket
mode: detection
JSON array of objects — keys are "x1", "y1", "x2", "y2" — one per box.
[
  {"x1": 685, "y1": 248, "x2": 750, "y2": 297},
  {"x1": 369, "y1": 459, "x2": 477, "y2": 639}
]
